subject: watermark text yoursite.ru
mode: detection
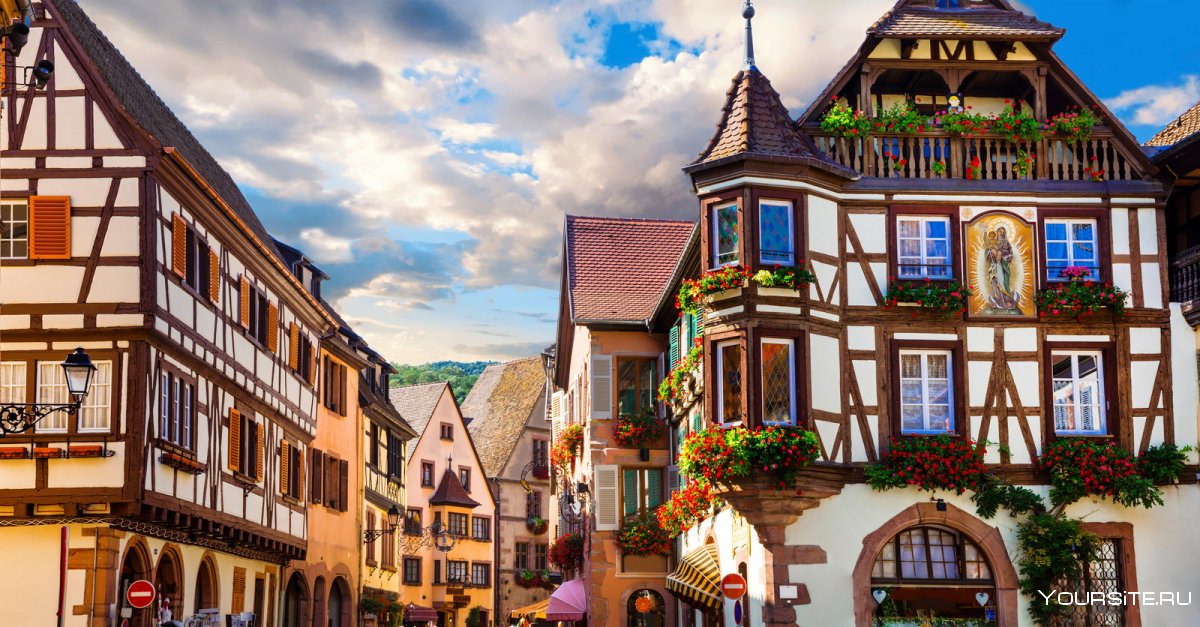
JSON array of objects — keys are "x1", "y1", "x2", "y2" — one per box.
[{"x1": 1038, "y1": 591, "x2": 1193, "y2": 606}]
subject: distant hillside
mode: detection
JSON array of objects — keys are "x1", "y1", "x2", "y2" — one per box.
[{"x1": 390, "y1": 361, "x2": 496, "y2": 403}]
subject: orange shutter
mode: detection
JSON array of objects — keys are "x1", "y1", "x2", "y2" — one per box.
[
  {"x1": 297, "y1": 448, "x2": 306, "y2": 500},
  {"x1": 280, "y1": 440, "x2": 290, "y2": 495},
  {"x1": 29, "y1": 196, "x2": 71, "y2": 260},
  {"x1": 171, "y1": 213, "x2": 186, "y2": 276},
  {"x1": 255, "y1": 422, "x2": 264, "y2": 481},
  {"x1": 266, "y1": 303, "x2": 279, "y2": 352},
  {"x1": 228, "y1": 409, "x2": 241, "y2": 472},
  {"x1": 308, "y1": 351, "x2": 317, "y2": 386},
  {"x1": 239, "y1": 276, "x2": 250, "y2": 328},
  {"x1": 288, "y1": 324, "x2": 300, "y2": 370},
  {"x1": 208, "y1": 249, "x2": 220, "y2": 302},
  {"x1": 231, "y1": 567, "x2": 246, "y2": 613}
]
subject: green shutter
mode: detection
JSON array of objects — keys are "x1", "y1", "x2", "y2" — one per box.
[
  {"x1": 647, "y1": 470, "x2": 663, "y2": 510},
  {"x1": 623, "y1": 469, "x2": 638, "y2": 518},
  {"x1": 668, "y1": 325, "x2": 680, "y2": 369}
]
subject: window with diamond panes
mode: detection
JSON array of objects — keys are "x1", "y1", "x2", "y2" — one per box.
[
  {"x1": 871, "y1": 526, "x2": 992, "y2": 583},
  {"x1": 759, "y1": 201, "x2": 794, "y2": 265},
  {"x1": 1045, "y1": 219, "x2": 1100, "y2": 281},
  {"x1": 897, "y1": 216, "x2": 951, "y2": 279},
  {"x1": 717, "y1": 341, "x2": 743, "y2": 425},
  {"x1": 760, "y1": 339, "x2": 796, "y2": 426},
  {"x1": 1054, "y1": 539, "x2": 1124, "y2": 626},
  {"x1": 712, "y1": 202, "x2": 739, "y2": 267},
  {"x1": 899, "y1": 351, "x2": 953, "y2": 434},
  {"x1": 1051, "y1": 351, "x2": 1106, "y2": 436}
]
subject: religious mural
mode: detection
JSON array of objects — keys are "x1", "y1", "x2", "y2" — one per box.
[{"x1": 963, "y1": 210, "x2": 1036, "y2": 318}]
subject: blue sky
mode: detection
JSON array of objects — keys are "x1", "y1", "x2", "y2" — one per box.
[{"x1": 88, "y1": 0, "x2": 1198, "y2": 364}]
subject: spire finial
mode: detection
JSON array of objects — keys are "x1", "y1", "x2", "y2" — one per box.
[{"x1": 743, "y1": 0, "x2": 756, "y2": 70}]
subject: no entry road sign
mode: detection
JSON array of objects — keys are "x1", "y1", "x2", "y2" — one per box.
[{"x1": 126, "y1": 579, "x2": 155, "y2": 609}]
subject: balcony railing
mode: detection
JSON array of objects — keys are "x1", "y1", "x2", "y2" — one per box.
[
  {"x1": 364, "y1": 463, "x2": 403, "y2": 504},
  {"x1": 1171, "y1": 244, "x2": 1200, "y2": 325},
  {"x1": 809, "y1": 128, "x2": 1139, "y2": 181}
]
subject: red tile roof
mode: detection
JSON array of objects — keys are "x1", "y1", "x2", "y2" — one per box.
[
  {"x1": 868, "y1": 6, "x2": 1063, "y2": 40},
  {"x1": 1146, "y1": 101, "x2": 1200, "y2": 148},
  {"x1": 429, "y1": 468, "x2": 480, "y2": 508},
  {"x1": 565, "y1": 216, "x2": 694, "y2": 323}
]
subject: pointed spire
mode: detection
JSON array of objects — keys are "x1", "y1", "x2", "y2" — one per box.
[{"x1": 743, "y1": 0, "x2": 756, "y2": 70}]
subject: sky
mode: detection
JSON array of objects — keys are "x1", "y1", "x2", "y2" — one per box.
[{"x1": 85, "y1": 0, "x2": 1200, "y2": 364}]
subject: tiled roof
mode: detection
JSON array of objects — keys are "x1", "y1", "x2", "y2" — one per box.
[
  {"x1": 1146, "y1": 101, "x2": 1200, "y2": 148},
  {"x1": 51, "y1": 0, "x2": 284, "y2": 265},
  {"x1": 429, "y1": 468, "x2": 480, "y2": 508},
  {"x1": 565, "y1": 216, "x2": 693, "y2": 323},
  {"x1": 689, "y1": 69, "x2": 857, "y2": 178},
  {"x1": 868, "y1": 7, "x2": 1063, "y2": 40},
  {"x1": 389, "y1": 382, "x2": 449, "y2": 456},
  {"x1": 463, "y1": 357, "x2": 547, "y2": 477}
]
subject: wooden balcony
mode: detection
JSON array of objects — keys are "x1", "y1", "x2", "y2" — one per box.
[
  {"x1": 1171, "y1": 244, "x2": 1200, "y2": 325},
  {"x1": 809, "y1": 127, "x2": 1141, "y2": 182}
]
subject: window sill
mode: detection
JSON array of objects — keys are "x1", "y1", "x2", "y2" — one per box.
[
  {"x1": 1054, "y1": 433, "x2": 1113, "y2": 439},
  {"x1": 366, "y1": 559, "x2": 378, "y2": 567},
  {"x1": 281, "y1": 494, "x2": 302, "y2": 505},
  {"x1": 381, "y1": 565, "x2": 397, "y2": 573},
  {"x1": 160, "y1": 450, "x2": 204, "y2": 474}
]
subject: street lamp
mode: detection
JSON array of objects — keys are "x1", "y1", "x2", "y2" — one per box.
[
  {"x1": 363, "y1": 505, "x2": 403, "y2": 542},
  {"x1": 0, "y1": 347, "x2": 95, "y2": 435}
]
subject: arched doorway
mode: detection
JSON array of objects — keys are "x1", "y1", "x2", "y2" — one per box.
[
  {"x1": 119, "y1": 541, "x2": 152, "y2": 627},
  {"x1": 328, "y1": 576, "x2": 351, "y2": 627},
  {"x1": 194, "y1": 556, "x2": 219, "y2": 614},
  {"x1": 154, "y1": 547, "x2": 184, "y2": 621},
  {"x1": 283, "y1": 572, "x2": 310, "y2": 627},
  {"x1": 627, "y1": 590, "x2": 665, "y2": 627},
  {"x1": 869, "y1": 525, "x2": 995, "y2": 623},
  {"x1": 312, "y1": 576, "x2": 326, "y2": 627}
]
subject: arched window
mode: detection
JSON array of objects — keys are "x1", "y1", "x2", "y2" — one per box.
[
  {"x1": 870, "y1": 525, "x2": 995, "y2": 622},
  {"x1": 627, "y1": 590, "x2": 665, "y2": 627}
]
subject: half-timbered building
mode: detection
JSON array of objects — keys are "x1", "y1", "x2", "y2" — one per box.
[
  {"x1": 0, "y1": 1, "x2": 335, "y2": 625},
  {"x1": 553, "y1": 1, "x2": 1200, "y2": 626}
]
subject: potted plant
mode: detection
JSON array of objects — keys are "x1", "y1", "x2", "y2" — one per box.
[
  {"x1": 526, "y1": 515, "x2": 548, "y2": 535},
  {"x1": 1047, "y1": 106, "x2": 1099, "y2": 144},
  {"x1": 613, "y1": 407, "x2": 665, "y2": 453},
  {"x1": 677, "y1": 266, "x2": 750, "y2": 315},
  {"x1": 884, "y1": 278, "x2": 971, "y2": 316},
  {"x1": 551, "y1": 424, "x2": 585, "y2": 470},
  {"x1": 751, "y1": 264, "x2": 816, "y2": 295},
  {"x1": 549, "y1": 532, "x2": 585, "y2": 572},
  {"x1": 617, "y1": 516, "x2": 672, "y2": 556},
  {"x1": 819, "y1": 99, "x2": 872, "y2": 138},
  {"x1": 1035, "y1": 267, "x2": 1127, "y2": 320}
]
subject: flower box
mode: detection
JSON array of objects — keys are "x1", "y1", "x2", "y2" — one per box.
[
  {"x1": 757, "y1": 287, "x2": 802, "y2": 298},
  {"x1": 526, "y1": 516, "x2": 548, "y2": 535},
  {"x1": 0, "y1": 446, "x2": 29, "y2": 460},
  {"x1": 34, "y1": 447, "x2": 63, "y2": 459},
  {"x1": 160, "y1": 450, "x2": 205, "y2": 475},
  {"x1": 707, "y1": 287, "x2": 741, "y2": 303},
  {"x1": 677, "y1": 267, "x2": 750, "y2": 315},
  {"x1": 1035, "y1": 267, "x2": 1128, "y2": 321},
  {"x1": 67, "y1": 445, "x2": 107, "y2": 458}
]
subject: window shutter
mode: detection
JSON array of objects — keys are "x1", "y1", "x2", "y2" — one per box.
[
  {"x1": 623, "y1": 469, "x2": 638, "y2": 517},
  {"x1": 171, "y1": 213, "x2": 186, "y2": 276},
  {"x1": 667, "y1": 464, "x2": 680, "y2": 496},
  {"x1": 550, "y1": 391, "x2": 564, "y2": 441},
  {"x1": 367, "y1": 511, "x2": 376, "y2": 562},
  {"x1": 668, "y1": 325, "x2": 680, "y2": 370},
  {"x1": 590, "y1": 354, "x2": 613, "y2": 419},
  {"x1": 339, "y1": 365, "x2": 348, "y2": 416},
  {"x1": 311, "y1": 449, "x2": 323, "y2": 504},
  {"x1": 231, "y1": 567, "x2": 246, "y2": 613},
  {"x1": 594, "y1": 465, "x2": 619, "y2": 531},
  {"x1": 297, "y1": 447, "x2": 306, "y2": 499},
  {"x1": 208, "y1": 249, "x2": 220, "y2": 302},
  {"x1": 339, "y1": 459, "x2": 349, "y2": 512},
  {"x1": 239, "y1": 276, "x2": 251, "y2": 328},
  {"x1": 266, "y1": 303, "x2": 279, "y2": 352},
  {"x1": 29, "y1": 196, "x2": 71, "y2": 260},
  {"x1": 288, "y1": 323, "x2": 300, "y2": 370},
  {"x1": 279, "y1": 440, "x2": 290, "y2": 494},
  {"x1": 227, "y1": 409, "x2": 241, "y2": 473},
  {"x1": 326, "y1": 455, "x2": 336, "y2": 508},
  {"x1": 255, "y1": 421, "x2": 264, "y2": 481},
  {"x1": 308, "y1": 350, "x2": 317, "y2": 386}
]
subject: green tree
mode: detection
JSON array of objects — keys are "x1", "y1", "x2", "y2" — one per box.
[{"x1": 389, "y1": 361, "x2": 495, "y2": 403}]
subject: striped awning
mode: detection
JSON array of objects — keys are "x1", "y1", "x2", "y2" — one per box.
[{"x1": 666, "y1": 544, "x2": 722, "y2": 610}]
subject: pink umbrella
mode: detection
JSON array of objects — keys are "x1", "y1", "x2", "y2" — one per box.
[{"x1": 547, "y1": 578, "x2": 587, "y2": 621}]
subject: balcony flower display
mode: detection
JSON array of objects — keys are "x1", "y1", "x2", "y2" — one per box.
[
  {"x1": 884, "y1": 278, "x2": 971, "y2": 314},
  {"x1": 657, "y1": 481, "x2": 721, "y2": 536},
  {"x1": 1014, "y1": 149, "x2": 1036, "y2": 178},
  {"x1": 993, "y1": 101, "x2": 1044, "y2": 143},
  {"x1": 515, "y1": 568, "x2": 554, "y2": 589},
  {"x1": 1047, "y1": 106, "x2": 1099, "y2": 144},
  {"x1": 872, "y1": 100, "x2": 926, "y2": 134},
  {"x1": 617, "y1": 516, "x2": 672, "y2": 556},
  {"x1": 751, "y1": 265, "x2": 816, "y2": 291},
  {"x1": 548, "y1": 532, "x2": 585, "y2": 572},
  {"x1": 1035, "y1": 267, "x2": 1127, "y2": 320},
  {"x1": 526, "y1": 516, "x2": 548, "y2": 535},
  {"x1": 1083, "y1": 156, "x2": 1105, "y2": 182},
  {"x1": 658, "y1": 338, "x2": 702, "y2": 403},
  {"x1": 935, "y1": 107, "x2": 992, "y2": 138},
  {"x1": 966, "y1": 155, "x2": 982, "y2": 180},
  {"x1": 550, "y1": 424, "x2": 585, "y2": 469},
  {"x1": 678, "y1": 426, "x2": 821, "y2": 490},
  {"x1": 864, "y1": 435, "x2": 988, "y2": 495},
  {"x1": 1041, "y1": 438, "x2": 1169, "y2": 509},
  {"x1": 818, "y1": 99, "x2": 871, "y2": 137},
  {"x1": 677, "y1": 266, "x2": 750, "y2": 315},
  {"x1": 613, "y1": 407, "x2": 665, "y2": 448}
]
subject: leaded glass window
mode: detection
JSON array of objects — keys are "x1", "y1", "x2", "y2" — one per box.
[
  {"x1": 759, "y1": 201, "x2": 794, "y2": 265},
  {"x1": 712, "y1": 202, "x2": 739, "y2": 267},
  {"x1": 1053, "y1": 539, "x2": 1124, "y2": 626},
  {"x1": 717, "y1": 341, "x2": 743, "y2": 425},
  {"x1": 761, "y1": 339, "x2": 795, "y2": 426},
  {"x1": 871, "y1": 526, "x2": 992, "y2": 583}
]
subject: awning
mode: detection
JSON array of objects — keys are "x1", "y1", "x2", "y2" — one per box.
[
  {"x1": 405, "y1": 603, "x2": 439, "y2": 623},
  {"x1": 510, "y1": 598, "x2": 549, "y2": 620},
  {"x1": 666, "y1": 545, "x2": 722, "y2": 610},
  {"x1": 546, "y1": 578, "x2": 587, "y2": 621}
]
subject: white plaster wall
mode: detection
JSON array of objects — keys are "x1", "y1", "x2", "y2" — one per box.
[
  {"x1": 88, "y1": 266, "x2": 140, "y2": 302},
  {"x1": 47, "y1": 443, "x2": 126, "y2": 488},
  {"x1": 809, "y1": 334, "x2": 841, "y2": 414},
  {"x1": 56, "y1": 95, "x2": 88, "y2": 150},
  {"x1": 849, "y1": 214, "x2": 886, "y2": 253},
  {"x1": 0, "y1": 266, "x2": 84, "y2": 302},
  {"x1": 807, "y1": 195, "x2": 839, "y2": 257},
  {"x1": 100, "y1": 217, "x2": 141, "y2": 256},
  {"x1": 92, "y1": 103, "x2": 124, "y2": 149},
  {"x1": 1168, "y1": 306, "x2": 1200, "y2": 464}
]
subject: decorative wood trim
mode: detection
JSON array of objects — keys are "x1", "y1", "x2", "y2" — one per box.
[{"x1": 77, "y1": 180, "x2": 121, "y2": 302}]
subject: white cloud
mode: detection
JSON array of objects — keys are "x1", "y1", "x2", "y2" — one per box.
[
  {"x1": 433, "y1": 118, "x2": 497, "y2": 144},
  {"x1": 299, "y1": 228, "x2": 355, "y2": 264},
  {"x1": 1106, "y1": 75, "x2": 1200, "y2": 126}
]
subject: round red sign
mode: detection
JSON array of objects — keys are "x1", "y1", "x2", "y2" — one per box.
[
  {"x1": 720, "y1": 573, "x2": 747, "y2": 600},
  {"x1": 126, "y1": 579, "x2": 156, "y2": 609}
]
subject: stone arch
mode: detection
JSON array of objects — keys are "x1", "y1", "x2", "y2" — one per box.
[
  {"x1": 329, "y1": 576, "x2": 352, "y2": 627},
  {"x1": 312, "y1": 575, "x2": 326, "y2": 627},
  {"x1": 283, "y1": 570, "x2": 310, "y2": 627},
  {"x1": 154, "y1": 543, "x2": 185, "y2": 618},
  {"x1": 852, "y1": 502, "x2": 1019, "y2": 627},
  {"x1": 118, "y1": 537, "x2": 153, "y2": 627},
  {"x1": 194, "y1": 553, "x2": 220, "y2": 614},
  {"x1": 625, "y1": 589, "x2": 666, "y2": 627}
]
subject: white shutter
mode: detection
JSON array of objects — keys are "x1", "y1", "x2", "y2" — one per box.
[
  {"x1": 551, "y1": 391, "x2": 565, "y2": 438},
  {"x1": 667, "y1": 464, "x2": 680, "y2": 497},
  {"x1": 590, "y1": 354, "x2": 613, "y2": 419},
  {"x1": 594, "y1": 464, "x2": 620, "y2": 531}
]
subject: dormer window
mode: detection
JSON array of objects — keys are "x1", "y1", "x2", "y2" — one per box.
[
  {"x1": 712, "y1": 202, "x2": 739, "y2": 268},
  {"x1": 936, "y1": 0, "x2": 960, "y2": 8}
]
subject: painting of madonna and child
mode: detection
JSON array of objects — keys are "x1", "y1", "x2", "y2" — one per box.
[{"x1": 965, "y1": 211, "x2": 1036, "y2": 318}]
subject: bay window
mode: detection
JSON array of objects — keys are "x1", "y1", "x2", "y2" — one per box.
[
  {"x1": 1051, "y1": 351, "x2": 1106, "y2": 436},
  {"x1": 759, "y1": 200, "x2": 794, "y2": 265},
  {"x1": 760, "y1": 338, "x2": 796, "y2": 426},
  {"x1": 898, "y1": 350, "x2": 954, "y2": 435},
  {"x1": 712, "y1": 202, "x2": 739, "y2": 268},
  {"x1": 716, "y1": 341, "x2": 743, "y2": 425}
]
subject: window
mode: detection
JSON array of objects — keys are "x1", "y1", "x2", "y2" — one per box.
[
  {"x1": 712, "y1": 202, "x2": 739, "y2": 267},
  {"x1": 369, "y1": 423, "x2": 381, "y2": 467},
  {"x1": 295, "y1": 335, "x2": 313, "y2": 384},
  {"x1": 421, "y1": 462, "x2": 434, "y2": 487},
  {"x1": 471, "y1": 563, "x2": 490, "y2": 587},
  {"x1": 515, "y1": 543, "x2": 529, "y2": 570},
  {"x1": 37, "y1": 360, "x2": 112, "y2": 432},
  {"x1": 716, "y1": 341, "x2": 743, "y2": 425},
  {"x1": 405, "y1": 509, "x2": 422, "y2": 535},
  {"x1": 1045, "y1": 219, "x2": 1100, "y2": 281},
  {"x1": 472, "y1": 516, "x2": 490, "y2": 541},
  {"x1": 897, "y1": 216, "x2": 952, "y2": 279},
  {"x1": 622, "y1": 467, "x2": 664, "y2": 519},
  {"x1": 433, "y1": 559, "x2": 442, "y2": 584},
  {"x1": 759, "y1": 200, "x2": 794, "y2": 265},
  {"x1": 245, "y1": 285, "x2": 272, "y2": 347},
  {"x1": 526, "y1": 491, "x2": 542, "y2": 519},
  {"x1": 183, "y1": 226, "x2": 213, "y2": 296},
  {"x1": 459, "y1": 466, "x2": 471, "y2": 492},
  {"x1": 322, "y1": 356, "x2": 348, "y2": 416},
  {"x1": 534, "y1": 544, "x2": 548, "y2": 571},
  {"x1": 403, "y1": 558, "x2": 421, "y2": 585},
  {"x1": 532, "y1": 439, "x2": 549, "y2": 470},
  {"x1": 1, "y1": 200, "x2": 29, "y2": 259},
  {"x1": 448, "y1": 512, "x2": 469, "y2": 537},
  {"x1": 0, "y1": 362, "x2": 25, "y2": 405},
  {"x1": 440, "y1": 423, "x2": 454, "y2": 440},
  {"x1": 159, "y1": 369, "x2": 195, "y2": 449},
  {"x1": 617, "y1": 358, "x2": 657, "y2": 417},
  {"x1": 283, "y1": 441, "x2": 302, "y2": 499},
  {"x1": 387, "y1": 432, "x2": 405, "y2": 479},
  {"x1": 899, "y1": 350, "x2": 954, "y2": 434},
  {"x1": 1058, "y1": 539, "x2": 1125, "y2": 626},
  {"x1": 760, "y1": 338, "x2": 796, "y2": 426},
  {"x1": 936, "y1": 0, "x2": 959, "y2": 9},
  {"x1": 1051, "y1": 351, "x2": 1106, "y2": 436},
  {"x1": 871, "y1": 526, "x2": 992, "y2": 582},
  {"x1": 446, "y1": 561, "x2": 468, "y2": 584}
]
